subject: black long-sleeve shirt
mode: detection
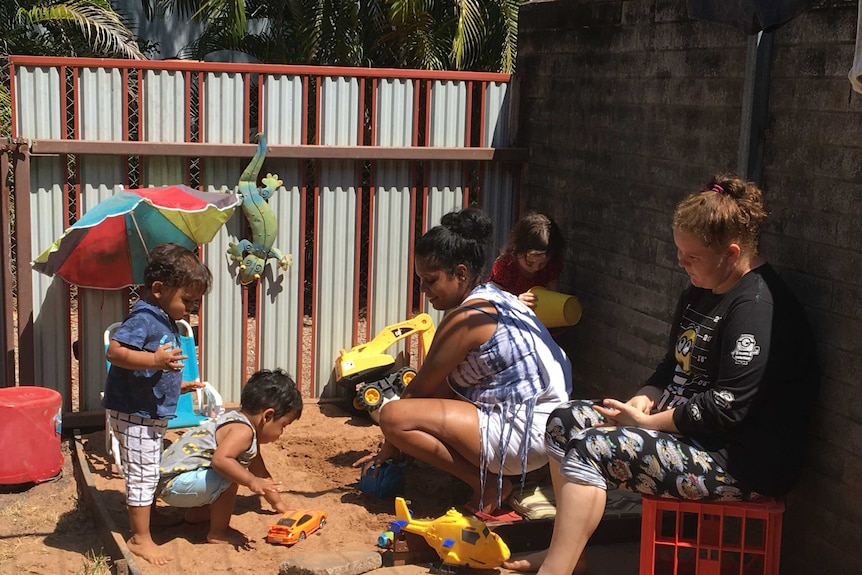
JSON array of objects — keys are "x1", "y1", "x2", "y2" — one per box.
[{"x1": 644, "y1": 264, "x2": 819, "y2": 496}]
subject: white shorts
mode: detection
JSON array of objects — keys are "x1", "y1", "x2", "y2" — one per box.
[
  {"x1": 479, "y1": 405, "x2": 554, "y2": 475},
  {"x1": 107, "y1": 410, "x2": 167, "y2": 507},
  {"x1": 160, "y1": 467, "x2": 231, "y2": 508}
]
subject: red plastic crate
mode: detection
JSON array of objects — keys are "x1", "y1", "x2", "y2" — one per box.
[{"x1": 639, "y1": 495, "x2": 784, "y2": 575}]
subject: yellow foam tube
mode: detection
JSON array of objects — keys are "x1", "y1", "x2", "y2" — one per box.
[{"x1": 529, "y1": 286, "x2": 582, "y2": 328}]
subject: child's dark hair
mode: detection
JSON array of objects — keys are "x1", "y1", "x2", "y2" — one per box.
[
  {"x1": 241, "y1": 368, "x2": 303, "y2": 420},
  {"x1": 415, "y1": 207, "x2": 493, "y2": 282},
  {"x1": 501, "y1": 212, "x2": 565, "y2": 264},
  {"x1": 143, "y1": 243, "x2": 212, "y2": 295}
]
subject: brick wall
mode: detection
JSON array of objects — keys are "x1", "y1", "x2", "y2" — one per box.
[{"x1": 516, "y1": 0, "x2": 861, "y2": 572}]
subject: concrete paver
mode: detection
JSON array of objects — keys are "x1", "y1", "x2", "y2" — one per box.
[{"x1": 280, "y1": 550, "x2": 383, "y2": 575}]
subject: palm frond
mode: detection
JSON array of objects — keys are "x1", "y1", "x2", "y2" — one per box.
[
  {"x1": 450, "y1": 0, "x2": 484, "y2": 70},
  {"x1": 407, "y1": 22, "x2": 447, "y2": 70},
  {"x1": 156, "y1": 0, "x2": 202, "y2": 19},
  {"x1": 197, "y1": 0, "x2": 247, "y2": 37},
  {"x1": 285, "y1": 0, "x2": 322, "y2": 63},
  {"x1": 139, "y1": 0, "x2": 158, "y2": 20},
  {"x1": 497, "y1": 0, "x2": 521, "y2": 73},
  {"x1": 0, "y1": 83, "x2": 11, "y2": 140},
  {"x1": 129, "y1": 0, "x2": 520, "y2": 71},
  {"x1": 387, "y1": 0, "x2": 429, "y2": 26},
  {"x1": 18, "y1": 1, "x2": 144, "y2": 59}
]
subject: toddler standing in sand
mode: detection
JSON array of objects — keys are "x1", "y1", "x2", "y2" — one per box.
[
  {"x1": 158, "y1": 369, "x2": 302, "y2": 547},
  {"x1": 102, "y1": 242, "x2": 212, "y2": 565}
]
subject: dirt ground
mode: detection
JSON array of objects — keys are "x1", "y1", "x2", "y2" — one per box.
[
  {"x1": 0, "y1": 442, "x2": 106, "y2": 574},
  {"x1": 0, "y1": 401, "x2": 473, "y2": 575}
]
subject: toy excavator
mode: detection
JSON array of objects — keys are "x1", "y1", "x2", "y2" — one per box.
[
  {"x1": 390, "y1": 496, "x2": 511, "y2": 569},
  {"x1": 335, "y1": 314, "x2": 435, "y2": 418}
]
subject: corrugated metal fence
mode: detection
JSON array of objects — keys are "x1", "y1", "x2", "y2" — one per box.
[{"x1": 1, "y1": 56, "x2": 524, "y2": 412}]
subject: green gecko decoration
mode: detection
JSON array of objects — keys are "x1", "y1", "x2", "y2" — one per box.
[{"x1": 228, "y1": 134, "x2": 292, "y2": 284}]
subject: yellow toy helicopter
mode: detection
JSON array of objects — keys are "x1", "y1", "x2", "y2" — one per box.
[
  {"x1": 390, "y1": 497, "x2": 511, "y2": 569},
  {"x1": 334, "y1": 314, "x2": 435, "y2": 418}
]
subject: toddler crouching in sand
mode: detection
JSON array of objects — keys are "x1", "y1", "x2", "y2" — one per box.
[{"x1": 158, "y1": 369, "x2": 302, "y2": 546}]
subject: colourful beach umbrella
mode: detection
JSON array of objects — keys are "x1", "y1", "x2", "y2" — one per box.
[{"x1": 32, "y1": 185, "x2": 241, "y2": 290}]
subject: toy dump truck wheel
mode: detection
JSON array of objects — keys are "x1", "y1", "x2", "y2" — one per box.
[
  {"x1": 400, "y1": 368, "x2": 416, "y2": 386},
  {"x1": 358, "y1": 383, "x2": 384, "y2": 410},
  {"x1": 392, "y1": 367, "x2": 417, "y2": 395}
]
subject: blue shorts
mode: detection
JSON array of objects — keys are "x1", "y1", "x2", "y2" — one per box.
[{"x1": 159, "y1": 467, "x2": 231, "y2": 508}]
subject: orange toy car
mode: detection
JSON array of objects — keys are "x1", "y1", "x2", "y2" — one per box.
[{"x1": 265, "y1": 509, "x2": 328, "y2": 545}]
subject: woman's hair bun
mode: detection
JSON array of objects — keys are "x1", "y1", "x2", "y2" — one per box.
[{"x1": 440, "y1": 207, "x2": 493, "y2": 244}]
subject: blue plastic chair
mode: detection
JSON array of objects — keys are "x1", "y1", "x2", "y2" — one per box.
[
  {"x1": 167, "y1": 328, "x2": 221, "y2": 429},
  {"x1": 103, "y1": 319, "x2": 223, "y2": 476}
]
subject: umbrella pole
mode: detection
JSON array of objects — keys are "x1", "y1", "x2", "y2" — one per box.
[{"x1": 130, "y1": 213, "x2": 150, "y2": 254}]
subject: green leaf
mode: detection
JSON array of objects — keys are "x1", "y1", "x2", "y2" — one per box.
[{"x1": 15, "y1": 0, "x2": 144, "y2": 59}]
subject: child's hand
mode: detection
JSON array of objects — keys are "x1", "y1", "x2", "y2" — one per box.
[
  {"x1": 154, "y1": 343, "x2": 187, "y2": 372},
  {"x1": 180, "y1": 380, "x2": 206, "y2": 394},
  {"x1": 518, "y1": 291, "x2": 538, "y2": 309},
  {"x1": 260, "y1": 494, "x2": 290, "y2": 514},
  {"x1": 247, "y1": 476, "x2": 282, "y2": 496}
]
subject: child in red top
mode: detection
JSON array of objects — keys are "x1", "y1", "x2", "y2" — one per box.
[{"x1": 489, "y1": 212, "x2": 566, "y2": 310}]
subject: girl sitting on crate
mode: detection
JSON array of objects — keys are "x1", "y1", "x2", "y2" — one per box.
[{"x1": 504, "y1": 174, "x2": 820, "y2": 575}]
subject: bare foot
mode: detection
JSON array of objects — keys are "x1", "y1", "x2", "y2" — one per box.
[
  {"x1": 503, "y1": 551, "x2": 589, "y2": 575},
  {"x1": 126, "y1": 536, "x2": 173, "y2": 565},
  {"x1": 504, "y1": 550, "x2": 546, "y2": 572},
  {"x1": 207, "y1": 526, "x2": 253, "y2": 549},
  {"x1": 183, "y1": 506, "x2": 211, "y2": 524}
]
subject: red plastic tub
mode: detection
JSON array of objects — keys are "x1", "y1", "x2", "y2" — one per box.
[{"x1": 0, "y1": 386, "x2": 63, "y2": 484}]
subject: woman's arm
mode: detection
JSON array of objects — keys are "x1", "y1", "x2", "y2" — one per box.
[
  {"x1": 353, "y1": 299, "x2": 497, "y2": 471},
  {"x1": 674, "y1": 298, "x2": 773, "y2": 437},
  {"x1": 399, "y1": 301, "x2": 496, "y2": 399}
]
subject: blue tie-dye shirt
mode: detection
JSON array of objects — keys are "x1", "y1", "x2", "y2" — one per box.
[{"x1": 448, "y1": 282, "x2": 572, "y2": 500}]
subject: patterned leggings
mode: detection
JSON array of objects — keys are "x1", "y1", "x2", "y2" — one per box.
[{"x1": 545, "y1": 400, "x2": 758, "y2": 501}]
